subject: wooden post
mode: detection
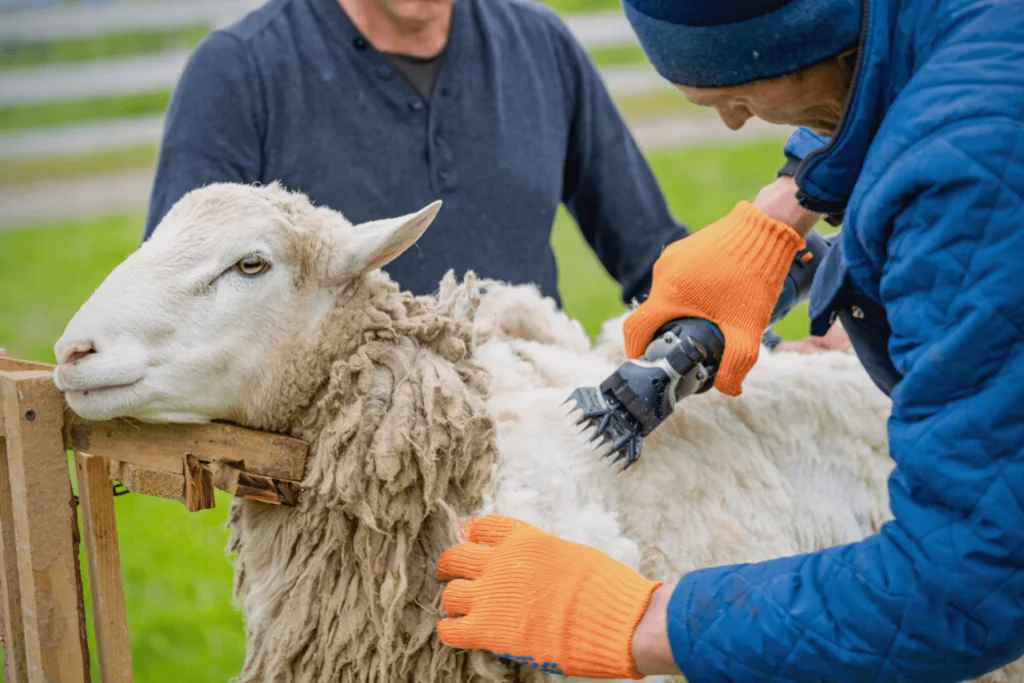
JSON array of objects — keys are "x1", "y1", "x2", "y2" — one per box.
[
  {"x1": 75, "y1": 452, "x2": 133, "y2": 683},
  {"x1": 0, "y1": 417, "x2": 28, "y2": 683},
  {"x1": 0, "y1": 370, "x2": 89, "y2": 682}
]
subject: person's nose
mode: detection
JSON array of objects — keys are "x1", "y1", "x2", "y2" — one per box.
[{"x1": 715, "y1": 104, "x2": 753, "y2": 131}]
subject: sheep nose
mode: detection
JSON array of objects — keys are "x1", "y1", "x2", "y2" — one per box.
[{"x1": 59, "y1": 342, "x2": 97, "y2": 365}]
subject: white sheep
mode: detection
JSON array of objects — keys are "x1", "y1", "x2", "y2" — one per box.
[{"x1": 52, "y1": 182, "x2": 1021, "y2": 683}]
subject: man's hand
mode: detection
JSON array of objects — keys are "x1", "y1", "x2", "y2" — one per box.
[
  {"x1": 622, "y1": 201, "x2": 808, "y2": 396},
  {"x1": 752, "y1": 175, "x2": 825, "y2": 238},
  {"x1": 435, "y1": 515, "x2": 664, "y2": 679}
]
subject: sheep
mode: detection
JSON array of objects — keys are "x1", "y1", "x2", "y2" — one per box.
[{"x1": 51, "y1": 182, "x2": 1022, "y2": 683}]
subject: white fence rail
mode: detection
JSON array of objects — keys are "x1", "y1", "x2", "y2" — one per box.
[
  {"x1": 0, "y1": 0, "x2": 637, "y2": 47},
  {"x1": 0, "y1": 0, "x2": 668, "y2": 161}
]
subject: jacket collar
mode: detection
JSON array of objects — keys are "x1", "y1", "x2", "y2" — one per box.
[{"x1": 793, "y1": 0, "x2": 907, "y2": 215}]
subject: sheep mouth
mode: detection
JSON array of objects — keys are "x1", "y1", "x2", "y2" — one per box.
[
  {"x1": 65, "y1": 379, "x2": 141, "y2": 397},
  {"x1": 60, "y1": 378, "x2": 150, "y2": 422}
]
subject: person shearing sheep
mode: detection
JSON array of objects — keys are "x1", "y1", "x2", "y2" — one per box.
[{"x1": 434, "y1": 0, "x2": 1024, "y2": 681}]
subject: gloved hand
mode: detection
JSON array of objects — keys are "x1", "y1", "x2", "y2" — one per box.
[
  {"x1": 623, "y1": 200, "x2": 807, "y2": 396},
  {"x1": 435, "y1": 514, "x2": 663, "y2": 679}
]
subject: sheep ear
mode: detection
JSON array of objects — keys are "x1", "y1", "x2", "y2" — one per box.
[{"x1": 331, "y1": 200, "x2": 442, "y2": 280}]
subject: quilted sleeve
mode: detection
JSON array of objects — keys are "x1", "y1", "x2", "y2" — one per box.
[{"x1": 664, "y1": 117, "x2": 1024, "y2": 682}]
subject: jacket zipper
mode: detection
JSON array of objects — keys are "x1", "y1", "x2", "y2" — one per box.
[{"x1": 794, "y1": 0, "x2": 873, "y2": 216}]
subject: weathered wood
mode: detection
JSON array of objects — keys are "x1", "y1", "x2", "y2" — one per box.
[
  {"x1": 107, "y1": 460, "x2": 184, "y2": 501},
  {"x1": 64, "y1": 416, "x2": 308, "y2": 482},
  {"x1": 0, "y1": 431, "x2": 29, "y2": 683},
  {"x1": 0, "y1": 357, "x2": 55, "y2": 373},
  {"x1": 0, "y1": 360, "x2": 55, "y2": 426},
  {"x1": 0, "y1": 370, "x2": 89, "y2": 682},
  {"x1": 208, "y1": 462, "x2": 302, "y2": 507},
  {"x1": 182, "y1": 454, "x2": 215, "y2": 512},
  {"x1": 75, "y1": 453, "x2": 134, "y2": 683}
]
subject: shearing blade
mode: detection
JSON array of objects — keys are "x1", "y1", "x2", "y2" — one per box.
[{"x1": 565, "y1": 386, "x2": 645, "y2": 472}]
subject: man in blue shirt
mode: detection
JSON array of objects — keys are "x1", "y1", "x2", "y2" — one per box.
[{"x1": 145, "y1": 0, "x2": 693, "y2": 307}]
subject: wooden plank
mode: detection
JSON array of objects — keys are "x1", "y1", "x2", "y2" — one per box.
[
  {"x1": 64, "y1": 415, "x2": 308, "y2": 481},
  {"x1": 0, "y1": 357, "x2": 55, "y2": 373},
  {"x1": 107, "y1": 460, "x2": 184, "y2": 501},
  {"x1": 181, "y1": 454, "x2": 215, "y2": 512},
  {"x1": 74, "y1": 453, "x2": 133, "y2": 683},
  {"x1": 208, "y1": 463, "x2": 301, "y2": 507},
  {"x1": 0, "y1": 370, "x2": 89, "y2": 682},
  {"x1": 0, "y1": 431, "x2": 29, "y2": 683}
]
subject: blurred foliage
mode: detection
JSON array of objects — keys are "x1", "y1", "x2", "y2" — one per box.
[{"x1": 0, "y1": 24, "x2": 208, "y2": 70}]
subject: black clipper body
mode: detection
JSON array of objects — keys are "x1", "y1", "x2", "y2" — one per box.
[{"x1": 566, "y1": 318, "x2": 724, "y2": 469}]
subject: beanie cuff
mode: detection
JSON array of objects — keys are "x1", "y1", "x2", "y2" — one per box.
[{"x1": 623, "y1": 0, "x2": 861, "y2": 88}]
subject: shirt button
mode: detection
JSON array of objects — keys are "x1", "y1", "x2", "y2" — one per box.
[
  {"x1": 439, "y1": 171, "x2": 449, "y2": 181},
  {"x1": 409, "y1": 100, "x2": 423, "y2": 112},
  {"x1": 376, "y1": 65, "x2": 391, "y2": 79},
  {"x1": 440, "y1": 87, "x2": 450, "y2": 97},
  {"x1": 353, "y1": 37, "x2": 368, "y2": 49},
  {"x1": 850, "y1": 305, "x2": 865, "y2": 319}
]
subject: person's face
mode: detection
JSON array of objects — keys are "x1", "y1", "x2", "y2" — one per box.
[
  {"x1": 372, "y1": 0, "x2": 454, "y2": 27},
  {"x1": 675, "y1": 56, "x2": 854, "y2": 137}
]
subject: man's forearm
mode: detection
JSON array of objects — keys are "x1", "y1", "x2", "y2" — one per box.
[{"x1": 631, "y1": 584, "x2": 683, "y2": 677}]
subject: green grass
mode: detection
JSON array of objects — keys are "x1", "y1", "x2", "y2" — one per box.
[
  {"x1": 538, "y1": 0, "x2": 621, "y2": 12},
  {"x1": 0, "y1": 90, "x2": 171, "y2": 131},
  {"x1": 0, "y1": 25, "x2": 209, "y2": 70},
  {"x1": 0, "y1": 145, "x2": 158, "y2": 186},
  {"x1": 0, "y1": 138, "x2": 808, "y2": 679},
  {"x1": 588, "y1": 42, "x2": 648, "y2": 69},
  {"x1": 0, "y1": 88, "x2": 698, "y2": 137},
  {"x1": 614, "y1": 88, "x2": 704, "y2": 120}
]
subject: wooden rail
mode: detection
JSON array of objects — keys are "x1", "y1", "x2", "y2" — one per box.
[{"x1": 0, "y1": 351, "x2": 310, "y2": 682}]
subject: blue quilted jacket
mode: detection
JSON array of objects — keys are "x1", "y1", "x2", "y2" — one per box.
[{"x1": 665, "y1": 0, "x2": 1024, "y2": 680}]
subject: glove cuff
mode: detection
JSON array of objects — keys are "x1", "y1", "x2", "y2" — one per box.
[
  {"x1": 712, "y1": 201, "x2": 807, "y2": 279},
  {"x1": 563, "y1": 564, "x2": 664, "y2": 679}
]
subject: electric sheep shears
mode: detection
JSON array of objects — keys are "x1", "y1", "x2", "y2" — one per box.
[{"x1": 565, "y1": 231, "x2": 835, "y2": 471}]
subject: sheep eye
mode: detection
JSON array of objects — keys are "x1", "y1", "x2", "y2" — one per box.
[{"x1": 234, "y1": 255, "x2": 270, "y2": 276}]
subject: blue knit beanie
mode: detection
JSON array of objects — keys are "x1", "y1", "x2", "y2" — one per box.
[{"x1": 621, "y1": 0, "x2": 862, "y2": 88}]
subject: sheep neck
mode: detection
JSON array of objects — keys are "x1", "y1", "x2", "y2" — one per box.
[{"x1": 225, "y1": 271, "x2": 506, "y2": 682}]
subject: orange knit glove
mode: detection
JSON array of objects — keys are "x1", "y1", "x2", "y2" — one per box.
[
  {"x1": 435, "y1": 514, "x2": 663, "y2": 679},
  {"x1": 623, "y1": 201, "x2": 806, "y2": 396}
]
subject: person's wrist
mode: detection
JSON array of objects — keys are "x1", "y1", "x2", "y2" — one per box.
[
  {"x1": 752, "y1": 175, "x2": 824, "y2": 237},
  {"x1": 630, "y1": 583, "x2": 683, "y2": 677}
]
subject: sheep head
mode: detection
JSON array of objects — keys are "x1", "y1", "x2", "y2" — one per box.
[{"x1": 53, "y1": 182, "x2": 441, "y2": 426}]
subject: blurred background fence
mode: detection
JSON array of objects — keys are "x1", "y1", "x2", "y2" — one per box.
[
  {"x1": 0, "y1": 1, "x2": 803, "y2": 680},
  {"x1": 0, "y1": 0, "x2": 788, "y2": 228}
]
